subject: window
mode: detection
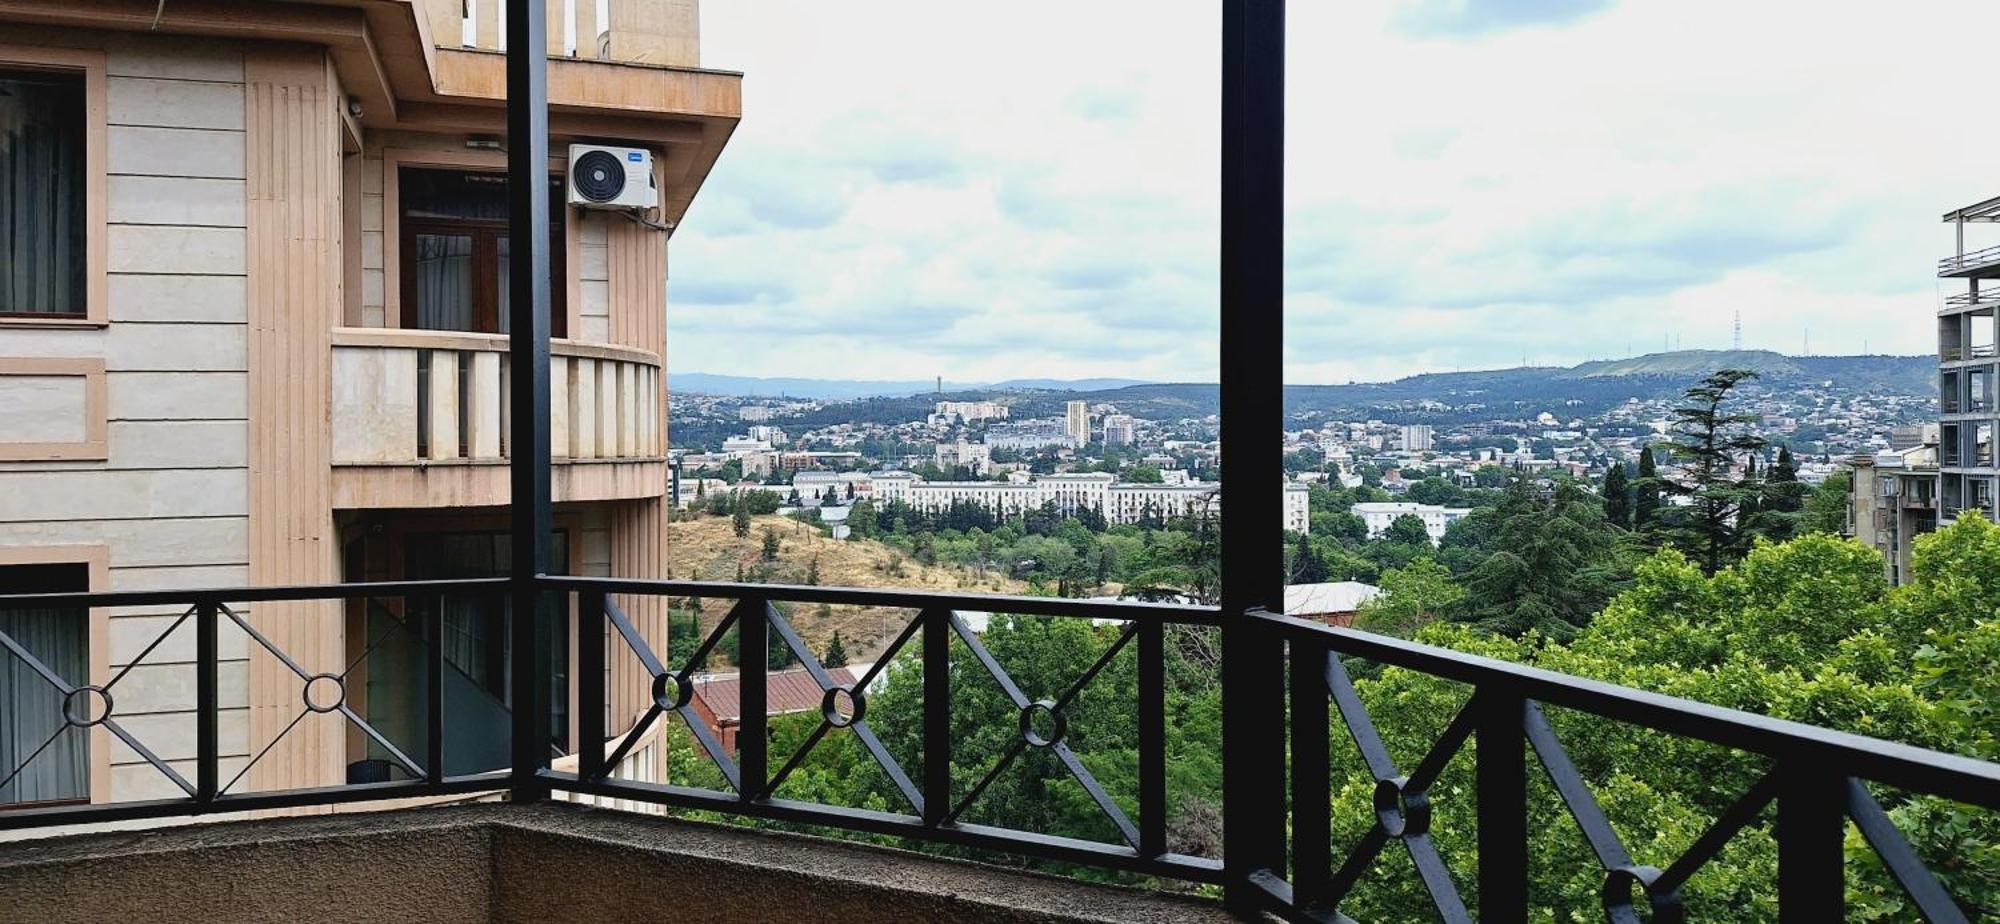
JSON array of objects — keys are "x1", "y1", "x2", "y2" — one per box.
[
  {"x1": 398, "y1": 168, "x2": 567, "y2": 337},
  {"x1": 0, "y1": 562, "x2": 88, "y2": 806},
  {"x1": 0, "y1": 69, "x2": 85, "y2": 317},
  {"x1": 358, "y1": 530, "x2": 569, "y2": 778}
]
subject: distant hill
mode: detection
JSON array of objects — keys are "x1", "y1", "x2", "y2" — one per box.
[
  {"x1": 1003, "y1": 351, "x2": 1933, "y2": 423},
  {"x1": 674, "y1": 350, "x2": 1933, "y2": 431},
  {"x1": 669, "y1": 372, "x2": 1148, "y2": 400}
]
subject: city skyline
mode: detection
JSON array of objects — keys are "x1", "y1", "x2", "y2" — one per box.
[{"x1": 678, "y1": 0, "x2": 2000, "y2": 385}]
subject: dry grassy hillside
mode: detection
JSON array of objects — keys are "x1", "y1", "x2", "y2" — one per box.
[{"x1": 665, "y1": 513, "x2": 1030, "y2": 662}]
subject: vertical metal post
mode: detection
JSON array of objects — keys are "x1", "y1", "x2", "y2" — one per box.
[
  {"x1": 578, "y1": 592, "x2": 606, "y2": 780},
  {"x1": 1476, "y1": 688, "x2": 1528, "y2": 923},
  {"x1": 922, "y1": 607, "x2": 952, "y2": 827},
  {"x1": 195, "y1": 601, "x2": 218, "y2": 802},
  {"x1": 506, "y1": 0, "x2": 554, "y2": 803},
  {"x1": 1219, "y1": 0, "x2": 1287, "y2": 908},
  {"x1": 426, "y1": 596, "x2": 445, "y2": 785},
  {"x1": 1289, "y1": 639, "x2": 1331, "y2": 906},
  {"x1": 1777, "y1": 763, "x2": 1846, "y2": 923},
  {"x1": 738, "y1": 598, "x2": 769, "y2": 801},
  {"x1": 1138, "y1": 619, "x2": 1166, "y2": 858}
]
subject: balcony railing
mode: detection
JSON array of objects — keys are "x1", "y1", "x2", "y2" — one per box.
[
  {"x1": 331, "y1": 329, "x2": 662, "y2": 466},
  {"x1": 1939, "y1": 243, "x2": 2000, "y2": 276},
  {"x1": 2, "y1": 577, "x2": 1995, "y2": 922}
]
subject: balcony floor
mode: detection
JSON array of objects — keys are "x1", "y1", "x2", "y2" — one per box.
[{"x1": 0, "y1": 802, "x2": 1233, "y2": 923}]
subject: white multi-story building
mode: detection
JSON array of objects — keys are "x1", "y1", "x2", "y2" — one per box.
[
  {"x1": 1352, "y1": 502, "x2": 1471, "y2": 544},
  {"x1": 739, "y1": 406, "x2": 774, "y2": 422},
  {"x1": 810, "y1": 472, "x2": 1311, "y2": 532},
  {"x1": 793, "y1": 471, "x2": 875, "y2": 504},
  {"x1": 932, "y1": 400, "x2": 1009, "y2": 424},
  {"x1": 1066, "y1": 401, "x2": 1091, "y2": 447},
  {"x1": 1400, "y1": 424, "x2": 1435, "y2": 453},
  {"x1": 1103, "y1": 414, "x2": 1136, "y2": 446}
]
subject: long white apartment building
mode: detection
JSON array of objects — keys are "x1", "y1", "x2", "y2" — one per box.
[
  {"x1": 1352, "y1": 502, "x2": 1472, "y2": 544},
  {"x1": 800, "y1": 471, "x2": 1311, "y2": 533}
]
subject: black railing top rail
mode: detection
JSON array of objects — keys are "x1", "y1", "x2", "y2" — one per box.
[
  {"x1": 1258, "y1": 610, "x2": 2000, "y2": 811},
  {"x1": 0, "y1": 577, "x2": 511, "y2": 612},
  {"x1": 542, "y1": 575, "x2": 1225, "y2": 625}
]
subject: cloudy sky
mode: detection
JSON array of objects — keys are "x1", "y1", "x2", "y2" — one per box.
[{"x1": 672, "y1": 1, "x2": 2000, "y2": 386}]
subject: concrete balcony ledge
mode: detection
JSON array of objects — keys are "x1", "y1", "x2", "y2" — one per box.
[{"x1": 0, "y1": 802, "x2": 1232, "y2": 924}]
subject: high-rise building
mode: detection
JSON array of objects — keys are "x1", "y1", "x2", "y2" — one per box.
[
  {"x1": 1399, "y1": 424, "x2": 1434, "y2": 453},
  {"x1": 1102, "y1": 414, "x2": 1136, "y2": 446},
  {"x1": 1065, "y1": 400, "x2": 1091, "y2": 447},
  {"x1": 1939, "y1": 198, "x2": 2000, "y2": 522}
]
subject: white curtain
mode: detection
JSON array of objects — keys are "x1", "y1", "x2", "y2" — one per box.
[
  {"x1": 0, "y1": 71, "x2": 85, "y2": 315},
  {"x1": 412, "y1": 233, "x2": 474, "y2": 331},
  {"x1": 0, "y1": 607, "x2": 87, "y2": 804}
]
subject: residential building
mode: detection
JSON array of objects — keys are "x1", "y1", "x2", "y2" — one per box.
[
  {"x1": 1065, "y1": 400, "x2": 1090, "y2": 447},
  {"x1": 931, "y1": 400, "x2": 1007, "y2": 425},
  {"x1": 1939, "y1": 197, "x2": 2000, "y2": 522},
  {"x1": 1848, "y1": 448, "x2": 1938, "y2": 586},
  {"x1": 1351, "y1": 502, "x2": 1471, "y2": 544},
  {"x1": 1399, "y1": 424, "x2": 1434, "y2": 453},
  {"x1": 933, "y1": 438, "x2": 991, "y2": 476},
  {"x1": 833, "y1": 471, "x2": 1309, "y2": 532},
  {"x1": 0, "y1": 0, "x2": 736, "y2": 807},
  {"x1": 1102, "y1": 414, "x2": 1136, "y2": 446},
  {"x1": 985, "y1": 419, "x2": 1070, "y2": 450}
]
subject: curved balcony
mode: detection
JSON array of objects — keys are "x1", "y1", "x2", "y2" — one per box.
[{"x1": 330, "y1": 328, "x2": 665, "y2": 508}]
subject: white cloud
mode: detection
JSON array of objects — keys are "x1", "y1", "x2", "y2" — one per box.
[{"x1": 670, "y1": 0, "x2": 1999, "y2": 385}]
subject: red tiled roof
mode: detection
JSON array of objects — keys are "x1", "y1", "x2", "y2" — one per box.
[{"x1": 693, "y1": 666, "x2": 857, "y2": 724}]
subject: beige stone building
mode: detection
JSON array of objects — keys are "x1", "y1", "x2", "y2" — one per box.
[{"x1": 0, "y1": 0, "x2": 734, "y2": 809}]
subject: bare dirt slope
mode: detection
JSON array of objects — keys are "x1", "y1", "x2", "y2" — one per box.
[{"x1": 665, "y1": 513, "x2": 1030, "y2": 663}]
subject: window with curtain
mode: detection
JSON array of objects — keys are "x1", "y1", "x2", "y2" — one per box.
[
  {"x1": 0, "y1": 69, "x2": 86, "y2": 317},
  {"x1": 0, "y1": 562, "x2": 88, "y2": 806},
  {"x1": 399, "y1": 167, "x2": 567, "y2": 336}
]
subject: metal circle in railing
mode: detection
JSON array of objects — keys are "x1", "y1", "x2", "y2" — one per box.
[
  {"x1": 303, "y1": 673, "x2": 347, "y2": 714},
  {"x1": 1372, "y1": 776, "x2": 1431, "y2": 838},
  {"x1": 821, "y1": 685, "x2": 865, "y2": 729},
  {"x1": 653, "y1": 672, "x2": 692, "y2": 712},
  {"x1": 1602, "y1": 865, "x2": 1682, "y2": 924},
  {"x1": 62, "y1": 685, "x2": 114, "y2": 727},
  {"x1": 1017, "y1": 699, "x2": 1067, "y2": 749}
]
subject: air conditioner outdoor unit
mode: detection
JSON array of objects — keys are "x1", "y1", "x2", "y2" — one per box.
[{"x1": 567, "y1": 144, "x2": 657, "y2": 210}]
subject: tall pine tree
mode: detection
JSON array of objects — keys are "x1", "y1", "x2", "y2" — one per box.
[
  {"x1": 1661, "y1": 369, "x2": 1766, "y2": 574},
  {"x1": 1633, "y1": 446, "x2": 1662, "y2": 530},
  {"x1": 1603, "y1": 463, "x2": 1632, "y2": 528}
]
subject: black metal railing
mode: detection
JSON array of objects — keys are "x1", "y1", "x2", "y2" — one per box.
[{"x1": 5, "y1": 576, "x2": 1997, "y2": 922}]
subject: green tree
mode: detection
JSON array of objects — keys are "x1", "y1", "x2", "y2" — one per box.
[
  {"x1": 823, "y1": 631, "x2": 849, "y2": 668},
  {"x1": 1334, "y1": 521, "x2": 2000, "y2": 920},
  {"x1": 806, "y1": 555, "x2": 821, "y2": 585},
  {"x1": 1383, "y1": 514, "x2": 1432, "y2": 547},
  {"x1": 1661, "y1": 369, "x2": 1765, "y2": 573},
  {"x1": 1802, "y1": 470, "x2": 1852, "y2": 534},
  {"x1": 761, "y1": 527, "x2": 782, "y2": 562},
  {"x1": 1455, "y1": 477, "x2": 1629, "y2": 638},
  {"x1": 1354, "y1": 558, "x2": 1461, "y2": 638},
  {"x1": 1290, "y1": 532, "x2": 1329, "y2": 585},
  {"x1": 732, "y1": 495, "x2": 752, "y2": 538},
  {"x1": 846, "y1": 500, "x2": 878, "y2": 539},
  {"x1": 1634, "y1": 445, "x2": 1663, "y2": 530},
  {"x1": 1602, "y1": 463, "x2": 1631, "y2": 528},
  {"x1": 1125, "y1": 464, "x2": 1164, "y2": 484}
]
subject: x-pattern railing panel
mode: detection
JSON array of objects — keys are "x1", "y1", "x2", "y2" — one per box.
[
  {"x1": 584, "y1": 589, "x2": 1151, "y2": 854},
  {"x1": 1274, "y1": 612, "x2": 1999, "y2": 924},
  {"x1": 0, "y1": 606, "x2": 197, "y2": 800}
]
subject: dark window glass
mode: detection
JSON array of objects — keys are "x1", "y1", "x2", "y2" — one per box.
[
  {"x1": 0, "y1": 562, "x2": 88, "y2": 806},
  {"x1": 0, "y1": 70, "x2": 86, "y2": 316},
  {"x1": 399, "y1": 167, "x2": 566, "y2": 336}
]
